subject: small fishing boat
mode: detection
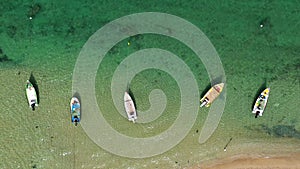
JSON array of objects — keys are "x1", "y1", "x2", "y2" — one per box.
[
  {"x1": 124, "y1": 92, "x2": 137, "y2": 123},
  {"x1": 252, "y1": 88, "x2": 270, "y2": 118},
  {"x1": 25, "y1": 80, "x2": 38, "y2": 111},
  {"x1": 70, "y1": 97, "x2": 81, "y2": 126},
  {"x1": 200, "y1": 83, "x2": 224, "y2": 107}
]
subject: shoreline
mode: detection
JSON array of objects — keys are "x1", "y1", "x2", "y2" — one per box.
[{"x1": 197, "y1": 152, "x2": 300, "y2": 169}]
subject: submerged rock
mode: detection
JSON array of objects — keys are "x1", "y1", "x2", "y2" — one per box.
[
  {"x1": 28, "y1": 3, "x2": 41, "y2": 19},
  {"x1": 0, "y1": 48, "x2": 12, "y2": 62},
  {"x1": 272, "y1": 125, "x2": 300, "y2": 138}
]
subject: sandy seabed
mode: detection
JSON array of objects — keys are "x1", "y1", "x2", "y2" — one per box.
[{"x1": 197, "y1": 153, "x2": 300, "y2": 169}]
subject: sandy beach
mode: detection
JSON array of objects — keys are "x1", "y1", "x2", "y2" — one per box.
[{"x1": 200, "y1": 153, "x2": 300, "y2": 169}]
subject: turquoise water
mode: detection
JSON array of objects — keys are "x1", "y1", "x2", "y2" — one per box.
[{"x1": 1, "y1": 0, "x2": 299, "y2": 168}]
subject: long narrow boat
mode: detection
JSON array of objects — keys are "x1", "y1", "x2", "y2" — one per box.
[
  {"x1": 70, "y1": 97, "x2": 81, "y2": 126},
  {"x1": 25, "y1": 80, "x2": 38, "y2": 111},
  {"x1": 252, "y1": 88, "x2": 270, "y2": 118},
  {"x1": 124, "y1": 92, "x2": 137, "y2": 123},
  {"x1": 200, "y1": 83, "x2": 224, "y2": 107}
]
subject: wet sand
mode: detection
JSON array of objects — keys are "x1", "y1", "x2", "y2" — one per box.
[{"x1": 198, "y1": 153, "x2": 300, "y2": 169}]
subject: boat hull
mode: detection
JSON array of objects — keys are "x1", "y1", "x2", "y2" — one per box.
[
  {"x1": 25, "y1": 80, "x2": 38, "y2": 110},
  {"x1": 124, "y1": 92, "x2": 137, "y2": 123},
  {"x1": 200, "y1": 83, "x2": 224, "y2": 107},
  {"x1": 252, "y1": 88, "x2": 270, "y2": 118},
  {"x1": 70, "y1": 97, "x2": 81, "y2": 125}
]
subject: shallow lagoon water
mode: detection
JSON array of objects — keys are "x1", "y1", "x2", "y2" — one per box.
[{"x1": 0, "y1": 0, "x2": 299, "y2": 168}]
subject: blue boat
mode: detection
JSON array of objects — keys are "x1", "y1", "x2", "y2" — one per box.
[{"x1": 70, "y1": 97, "x2": 81, "y2": 126}]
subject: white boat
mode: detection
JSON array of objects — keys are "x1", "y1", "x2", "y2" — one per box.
[
  {"x1": 70, "y1": 97, "x2": 81, "y2": 126},
  {"x1": 200, "y1": 83, "x2": 224, "y2": 107},
  {"x1": 124, "y1": 92, "x2": 137, "y2": 123},
  {"x1": 25, "y1": 80, "x2": 38, "y2": 111},
  {"x1": 252, "y1": 88, "x2": 270, "y2": 118}
]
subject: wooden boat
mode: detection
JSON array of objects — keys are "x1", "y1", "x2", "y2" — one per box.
[
  {"x1": 70, "y1": 97, "x2": 81, "y2": 126},
  {"x1": 25, "y1": 80, "x2": 38, "y2": 111},
  {"x1": 200, "y1": 83, "x2": 224, "y2": 107},
  {"x1": 124, "y1": 92, "x2": 137, "y2": 123},
  {"x1": 252, "y1": 88, "x2": 270, "y2": 118}
]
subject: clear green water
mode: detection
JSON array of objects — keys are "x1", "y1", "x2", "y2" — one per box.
[{"x1": 0, "y1": 0, "x2": 299, "y2": 168}]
